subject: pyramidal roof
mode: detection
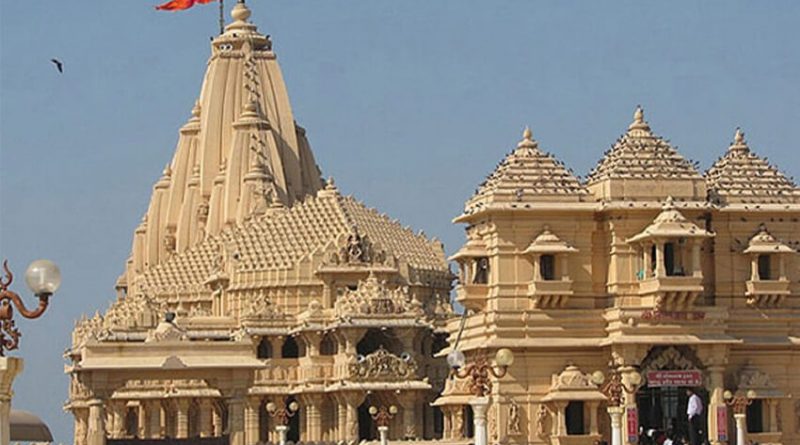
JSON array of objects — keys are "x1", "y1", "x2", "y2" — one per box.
[
  {"x1": 138, "y1": 181, "x2": 448, "y2": 295},
  {"x1": 461, "y1": 128, "x2": 588, "y2": 217},
  {"x1": 705, "y1": 129, "x2": 799, "y2": 205},
  {"x1": 586, "y1": 107, "x2": 704, "y2": 200},
  {"x1": 127, "y1": 2, "x2": 324, "y2": 277}
]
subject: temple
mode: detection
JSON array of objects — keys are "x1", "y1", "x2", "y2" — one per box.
[
  {"x1": 437, "y1": 110, "x2": 800, "y2": 445},
  {"x1": 66, "y1": 3, "x2": 452, "y2": 445},
  {"x1": 66, "y1": 2, "x2": 800, "y2": 445}
]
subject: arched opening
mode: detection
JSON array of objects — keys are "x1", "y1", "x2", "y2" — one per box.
[
  {"x1": 259, "y1": 400, "x2": 270, "y2": 443},
  {"x1": 287, "y1": 397, "x2": 301, "y2": 443},
  {"x1": 473, "y1": 257, "x2": 489, "y2": 284},
  {"x1": 540, "y1": 254, "x2": 556, "y2": 280},
  {"x1": 664, "y1": 242, "x2": 677, "y2": 276},
  {"x1": 357, "y1": 328, "x2": 403, "y2": 356},
  {"x1": 565, "y1": 401, "x2": 585, "y2": 435},
  {"x1": 257, "y1": 337, "x2": 273, "y2": 359},
  {"x1": 282, "y1": 336, "x2": 300, "y2": 358},
  {"x1": 320, "y1": 332, "x2": 337, "y2": 356},
  {"x1": 431, "y1": 333, "x2": 448, "y2": 358},
  {"x1": 125, "y1": 407, "x2": 138, "y2": 438},
  {"x1": 358, "y1": 400, "x2": 377, "y2": 441},
  {"x1": 758, "y1": 254, "x2": 772, "y2": 280},
  {"x1": 463, "y1": 405, "x2": 474, "y2": 438}
]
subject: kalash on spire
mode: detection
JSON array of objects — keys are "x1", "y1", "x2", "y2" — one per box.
[
  {"x1": 68, "y1": 4, "x2": 452, "y2": 445},
  {"x1": 125, "y1": 1, "x2": 324, "y2": 281}
]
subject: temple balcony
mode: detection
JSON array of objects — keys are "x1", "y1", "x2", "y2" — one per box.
[
  {"x1": 528, "y1": 279, "x2": 573, "y2": 308},
  {"x1": 746, "y1": 279, "x2": 790, "y2": 308},
  {"x1": 638, "y1": 275, "x2": 704, "y2": 309},
  {"x1": 454, "y1": 283, "x2": 488, "y2": 312}
]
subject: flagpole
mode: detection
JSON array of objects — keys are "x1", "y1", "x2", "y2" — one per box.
[{"x1": 218, "y1": 0, "x2": 224, "y2": 34}]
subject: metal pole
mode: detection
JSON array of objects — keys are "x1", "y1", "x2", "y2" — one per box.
[{"x1": 218, "y1": 0, "x2": 224, "y2": 35}]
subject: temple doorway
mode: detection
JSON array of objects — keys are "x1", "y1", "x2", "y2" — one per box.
[
  {"x1": 358, "y1": 401, "x2": 377, "y2": 441},
  {"x1": 636, "y1": 346, "x2": 709, "y2": 443}
]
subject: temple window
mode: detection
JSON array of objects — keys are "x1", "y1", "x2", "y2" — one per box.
[
  {"x1": 320, "y1": 332, "x2": 337, "y2": 355},
  {"x1": 744, "y1": 226, "x2": 795, "y2": 307},
  {"x1": 747, "y1": 400, "x2": 764, "y2": 433},
  {"x1": 473, "y1": 257, "x2": 489, "y2": 284},
  {"x1": 282, "y1": 336, "x2": 300, "y2": 358},
  {"x1": 540, "y1": 254, "x2": 556, "y2": 281},
  {"x1": 257, "y1": 337, "x2": 272, "y2": 359},
  {"x1": 565, "y1": 401, "x2": 585, "y2": 435}
]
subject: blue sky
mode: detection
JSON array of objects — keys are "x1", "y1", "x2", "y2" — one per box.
[{"x1": 1, "y1": 1, "x2": 799, "y2": 442}]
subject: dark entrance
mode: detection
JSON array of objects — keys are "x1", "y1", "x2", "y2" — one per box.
[
  {"x1": 358, "y1": 401, "x2": 377, "y2": 441},
  {"x1": 638, "y1": 386, "x2": 708, "y2": 439}
]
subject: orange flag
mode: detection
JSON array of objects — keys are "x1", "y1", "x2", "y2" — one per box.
[{"x1": 156, "y1": 0, "x2": 214, "y2": 11}]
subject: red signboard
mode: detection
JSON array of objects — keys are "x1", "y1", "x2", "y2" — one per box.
[
  {"x1": 717, "y1": 406, "x2": 728, "y2": 442},
  {"x1": 627, "y1": 407, "x2": 639, "y2": 443},
  {"x1": 646, "y1": 370, "x2": 703, "y2": 387}
]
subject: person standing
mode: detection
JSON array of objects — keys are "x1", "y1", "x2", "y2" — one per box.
[{"x1": 686, "y1": 388, "x2": 703, "y2": 445}]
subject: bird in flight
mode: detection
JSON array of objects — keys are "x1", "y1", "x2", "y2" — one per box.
[{"x1": 50, "y1": 58, "x2": 63, "y2": 73}]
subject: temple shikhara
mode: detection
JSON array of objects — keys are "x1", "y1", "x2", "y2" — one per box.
[
  {"x1": 66, "y1": 2, "x2": 800, "y2": 445},
  {"x1": 66, "y1": 3, "x2": 451, "y2": 445}
]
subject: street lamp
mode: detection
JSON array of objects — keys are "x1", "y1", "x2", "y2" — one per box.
[
  {"x1": 0, "y1": 259, "x2": 61, "y2": 355},
  {"x1": 591, "y1": 367, "x2": 642, "y2": 445},
  {"x1": 723, "y1": 389, "x2": 756, "y2": 445},
  {"x1": 266, "y1": 399, "x2": 299, "y2": 445},
  {"x1": 369, "y1": 405, "x2": 397, "y2": 445},
  {"x1": 448, "y1": 348, "x2": 514, "y2": 445}
]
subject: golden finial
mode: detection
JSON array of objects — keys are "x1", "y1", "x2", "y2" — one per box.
[
  {"x1": 729, "y1": 127, "x2": 749, "y2": 155},
  {"x1": 523, "y1": 126, "x2": 533, "y2": 141}
]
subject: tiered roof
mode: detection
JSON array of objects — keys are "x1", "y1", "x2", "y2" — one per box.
[
  {"x1": 705, "y1": 129, "x2": 799, "y2": 205},
  {"x1": 743, "y1": 225, "x2": 795, "y2": 254},
  {"x1": 587, "y1": 107, "x2": 701, "y2": 183},
  {"x1": 139, "y1": 181, "x2": 448, "y2": 294},
  {"x1": 628, "y1": 197, "x2": 714, "y2": 243},
  {"x1": 461, "y1": 128, "x2": 588, "y2": 217}
]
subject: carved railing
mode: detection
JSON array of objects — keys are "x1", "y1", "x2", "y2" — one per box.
[
  {"x1": 334, "y1": 275, "x2": 423, "y2": 318},
  {"x1": 347, "y1": 347, "x2": 418, "y2": 381}
]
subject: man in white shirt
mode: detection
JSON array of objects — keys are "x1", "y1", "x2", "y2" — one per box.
[{"x1": 686, "y1": 388, "x2": 703, "y2": 445}]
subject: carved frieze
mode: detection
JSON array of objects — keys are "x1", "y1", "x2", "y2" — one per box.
[
  {"x1": 334, "y1": 274, "x2": 424, "y2": 318},
  {"x1": 348, "y1": 346, "x2": 418, "y2": 381}
]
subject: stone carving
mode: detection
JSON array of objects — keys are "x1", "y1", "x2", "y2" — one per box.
[
  {"x1": 240, "y1": 291, "x2": 283, "y2": 319},
  {"x1": 163, "y1": 229, "x2": 176, "y2": 255},
  {"x1": 73, "y1": 293, "x2": 165, "y2": 347},
  {"x1": 326, "y1": 232, "x2": 393, "y2": 267},
  {"x1": 737, "y1": 362, "x2": 774, "y2": 390},
  {"x1": 334, "y1": 274, "x2": 423, "y2": 318},
  {"x1": 348, "y1": 346, "x2": 418, "y2": 381},
  {"x1": 536, "y1": 404, "x2": 548, "y2": 438},
  {"x1": 551, "y1": 364, "x2": 598, "y2": 390},
  {"x1": 640, "y1": 345, "x2": 701, "y2": 373},
  {"x1": 453, "y1": 408, "x2": 464, "y2": 439},
  {"x1": 508, "y1": 399, "x2": 522, "y2": 436},
  {"x1": 488, "y1": 402, "x2": 498, "y2": 444}
]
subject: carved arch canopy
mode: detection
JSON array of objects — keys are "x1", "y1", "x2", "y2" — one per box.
[{"x1": 640, "y1": 345, "x2": 705, "y2": 373}]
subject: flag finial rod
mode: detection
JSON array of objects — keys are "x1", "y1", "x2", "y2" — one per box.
[{"x1": 218, "y1": 0, "x2": 224, "y2": 35}]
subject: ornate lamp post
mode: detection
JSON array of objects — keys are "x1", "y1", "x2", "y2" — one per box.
[
  {"x1": 369, "y1": 405, "x2": 397, "y2": 445},
  {"x1": 266, "y1": 399, "x2": 299, "y2": 445},
  {"x1": 591, "y1": 367, "x2": 642, "y2": 445},
  {"x1": 447, "y1": 348, "x2": 514, "y2": 445},
  {"x1": 0, "y1": 259, "x2": 60, "y2": 445},
  {"x1": 723, "y1": 389, "x2": 756, "y2": 445}
]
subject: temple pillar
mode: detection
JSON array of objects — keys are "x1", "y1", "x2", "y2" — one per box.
[
  {"x1": 302, "y1": 395, "x2": 323, "y2": 441},
  {"x1": 212, "y1": 403, "x2": 223, "y2": 436},
  {"x1": 643, "y1": 243, "x2": 652, "y2": 278},
  {"x1": 146, "y1": 400, "x2": 162, "y2": 439},
  {"x1": 137, "y1": 404, "x2": 146, "y2": 438},
  {"x1": 532, "y1": 255, "x2": 541, "y2": 281},
  {"x1": 692, "y1": 239, "x2": 702, "y2": 277},
  {"x1": 341, "y1": 392, "x2": 363, "y2": 443},
  {"x1": 397, "y1": 392, "x2": 417, "y2": 439},
  {"x1": 560, "y1": 254, "x2": 569, "y2": 280},
  {"x1": 74, "y1": 408, "x2": 89, "y2": 445},
  {"x1": 767, "y1": 399, "x2": 779, "y2": 433},
  {"x1": 269, "y1": 336, "x2": 284, "y2": 359},
  {"x1": 441, "y1": 406, "x2": 452, "y2": 440},
  {"x1": 176, "y1": 399, "x2": 190, "y2": 439},
  {"x1": 778, "y1": 256, "x2": 786, "y2": 280},
  {"x1": 87, "y1": 399, "x2": 107, "y2": 445},
  {"x1": 588, "y1": 401, "x2": 600, "y2": 435},
  {"x1": 109, "y1": 401, "x2": 126, "y2": 439},
  {"x1": 552, "y1": 401, "x2": 567, "y2": 437},
  {"x1": 655, "y1": 241, "x2": 666, "y2": 277},
  {"x1": 751, "y1": 256, "x2": 759, "y2": 281},
  {"x1": 706, "y1": 365, "x2": 726, "y2": 445},
  {"x1": 228, "y1": 397, "x2": 246, "y2": 445},
  {"x1": 199, "y1": 399, "x2": 214, "y2": 438},
  {"x1": 245, "y1": 396, "x2": 260, "y2": 445}
]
